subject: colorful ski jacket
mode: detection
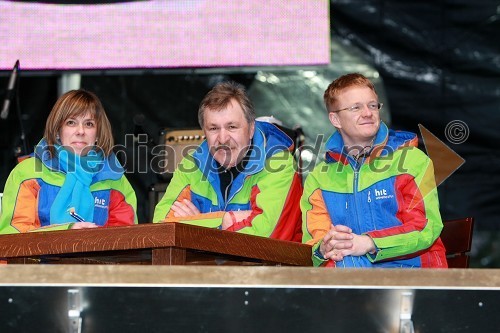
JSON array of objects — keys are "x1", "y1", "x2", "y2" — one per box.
[
  {"x1": 153, "y1": 121, "x2": 303, "y2": 241},
  {"x1": 0, "y1": 140, "x2": 137, "y2": 234},
  {"x1": 301, "y1": 123, "x2": 447, "y2": 268}
]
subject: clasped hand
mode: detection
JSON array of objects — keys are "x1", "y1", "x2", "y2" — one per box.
[
  {"x1": 319, "y1": 224, "x2": 376, "y2": 261},
  {"x1": 171, "y1": 199, "x2": 251, "y2": 230},
  {"x1": 171, "y1": 199, "x2": 201, "y2": 217}
]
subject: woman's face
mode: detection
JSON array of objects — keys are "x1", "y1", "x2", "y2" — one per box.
[{"x1": 59, "y1": 113, "x2": 97, "y2": 156}]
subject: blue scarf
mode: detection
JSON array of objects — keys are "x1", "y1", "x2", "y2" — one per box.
[{"x1": 49, "y1": 145, "x2": 103, "y2": 224}]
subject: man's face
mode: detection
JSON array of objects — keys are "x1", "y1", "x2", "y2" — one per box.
[
  {"x1": 203, "y1": 99, "x2": 255, "y2": 168},
  {"x1": 328, "y1": 86, "x2": 381, "y2": 147}
]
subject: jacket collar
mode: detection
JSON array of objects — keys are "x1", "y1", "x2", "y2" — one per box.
[
  {"x1": 325, "y1": 122, "x2": 418, "y2": 164},
  {"x1": 192, "y1": 121, "x2": 294, "y2": 180}
]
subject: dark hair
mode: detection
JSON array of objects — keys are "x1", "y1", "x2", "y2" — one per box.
[
  {"x1": 198, "y1": 81, "x2": 255, "y2": 128},
  {"x1": 44, "y1": 89, "x2": 114, "y2": 157}
]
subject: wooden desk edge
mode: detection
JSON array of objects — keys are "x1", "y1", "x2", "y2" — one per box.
[
  {"x1": 1, "y1": 266, "x2": 499, "y2": 289},
  {"x1": 0, "y1": 223, "x2": 312, "y2": 266}
]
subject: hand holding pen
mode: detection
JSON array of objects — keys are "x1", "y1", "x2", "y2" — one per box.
[{"x1": 68, "y1": 208, "x2": 98, "y2": 229}]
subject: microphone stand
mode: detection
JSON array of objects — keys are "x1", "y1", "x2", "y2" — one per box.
[
  {"x1": 1, "y1": 60, "x2": 27, "y2": 157},
  {"x1": 14, "y1": 76, "x2": 28, "y2": 157}
]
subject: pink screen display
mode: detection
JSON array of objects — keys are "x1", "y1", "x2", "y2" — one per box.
[{"x1": 0, "y1": 0, "x2": 330, "y2": 70}]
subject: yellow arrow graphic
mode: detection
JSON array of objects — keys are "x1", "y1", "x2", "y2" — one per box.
[
  {"x1": 408, "y1": 124, "x2": 466, "y2": 210},
  {"x1": 418, "y1": 124, "x2": 465, "y2": 187}
]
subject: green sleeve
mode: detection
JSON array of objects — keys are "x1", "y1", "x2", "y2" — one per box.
[
  {"x1": 0, "y1": 160, "x2": 41, "y2": 234},
  {"x1": 28, "y1": 223, "x2": 73, "y2": 232},
  {"x1": 152, "y1": 156, "x2": 224, "y2": 228},
  {"x1": 0, "y1": 166, "x2": 20, "y2": 234}
]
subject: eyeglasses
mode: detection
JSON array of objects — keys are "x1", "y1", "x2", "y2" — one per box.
[{"x1": 330, "y1": 102, "x2": 383, "y2": 113}]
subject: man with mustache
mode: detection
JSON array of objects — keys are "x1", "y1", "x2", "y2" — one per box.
[
  {"x1": 301, "y1": 73, "x2": 447, "y2": 268},
  {"x1": 153, "y1": 81, "x2": 302, "y2": 241}
]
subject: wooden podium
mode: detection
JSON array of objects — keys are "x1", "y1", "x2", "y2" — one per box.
[{"x1": 0, "y1": 222, "x2": 312, "y2": 266}]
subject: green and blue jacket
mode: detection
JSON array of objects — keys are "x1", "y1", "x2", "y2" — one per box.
[
  {"x1": 153, "y1": 121, "x2": 302, "y2": 241},
  {"x1": 301, "y1": 123, "x2": 447, "y2": 268},
  {"x1": 0, "y1": 140, "x2": 137, "y2": 234}
]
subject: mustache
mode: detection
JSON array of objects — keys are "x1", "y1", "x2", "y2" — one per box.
[{"x1": 213, "y1": 144, "x2": 233, "y2": 151}]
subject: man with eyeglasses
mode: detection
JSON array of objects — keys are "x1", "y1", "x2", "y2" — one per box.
[{"x1": 301, "y1": 73, "x2": 447, "y2": 268}]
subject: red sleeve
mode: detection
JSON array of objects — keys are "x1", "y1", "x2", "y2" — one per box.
[
  {"x1": 104, "y1": 190, "x2": 135, "y2": 227},
  {"x1": 367, "y1": 174, "x2": 426, "y2": 239}
]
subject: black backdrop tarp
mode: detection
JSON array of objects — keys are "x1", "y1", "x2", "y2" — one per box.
[
  {"x1": 0, "y1": 1, "x2": 499, "y2": 264},
  {"x1": 331, "y1": 1, "x2": 500, "y2": 232}
]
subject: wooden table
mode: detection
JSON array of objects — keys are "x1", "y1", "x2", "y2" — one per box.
[{"x1": 0, "y1": 222, "x2": 312, "y2": 266}]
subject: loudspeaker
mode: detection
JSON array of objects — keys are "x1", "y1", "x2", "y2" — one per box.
[
  {"x1": 156, "y1": 128, "x2": 205, "y2": 179},
  {"x1": 148, "y1": 182, "x2": 169, "y2": 222}
]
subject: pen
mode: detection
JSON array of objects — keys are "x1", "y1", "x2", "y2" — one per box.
[{"x1": 68, "y1": 209, "x2": 86, "y2": 222}]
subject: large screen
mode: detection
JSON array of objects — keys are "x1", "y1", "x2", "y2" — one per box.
[{"x1": 0, "y1": 0, "x2": 330, "y2": 71}]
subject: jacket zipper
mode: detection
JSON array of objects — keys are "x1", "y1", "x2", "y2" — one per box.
[
  {"x1": 223, "y1": 173, "x2": 245, "y2": 211},
  {"x1": 353, "y1": 167, "x2": 362, "y2": 233}
]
